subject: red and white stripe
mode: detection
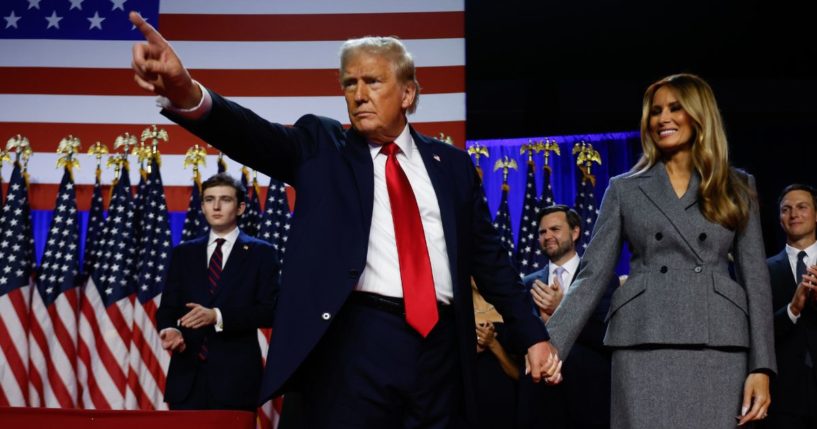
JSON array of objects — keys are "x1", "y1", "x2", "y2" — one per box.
[
  {"x1": 0, "y1": 0, "x2": 464, "y2": 208},
  {"x1": 125, "y1": 296, "x2": 170, "y2": 410},
  {"x1": 27, "y1": 288, "x2": 79, "y2": 408},
  {"x1": 257, "y1": 328, "x2": 281, "y2": 429},
  {"x1": 76, "y1": 279, "x2": 133, "y2": 410},
  {"x1": 0, "y1": 282, "x2": 32, "y2": 407}
]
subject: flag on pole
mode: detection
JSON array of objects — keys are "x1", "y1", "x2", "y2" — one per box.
[
  {"x1": 77, "y1": 164, "x2": 136, "y2": 409},
  {"x1": 238, "y1": 167, "x2": 262, "y2": 237},
  {"x1": 82, "y1": 164, "x2": 106, "y2": 278},
  {"x1": 573, "y1": 143, "x2": 601, "y2": 254},
  {"x1": 0, "y1": 160, "x2": 35, "y2": 407},
  {"x1": 27, "y1": 167, "x2": 79, "y2": 408},
  {"x1": 258, "y1": 178, "x2": 291, "y2": 267},
  {"x1": 127, "y1": 158, "x2": 171, "y2": 410},
  {"x1": 492, "y1": 157, "x2": 518, "y2": 260},
  {"x1": 515, "y1": 152, "x2": 543, "y2": 275},
  {"x1": 181, "y1": 175, "x2": 207, "y2": 241}
]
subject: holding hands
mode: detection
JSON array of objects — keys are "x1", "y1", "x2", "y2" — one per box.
[{"x1": 525, "y1": 341, "x2": 563, "y2": 385}]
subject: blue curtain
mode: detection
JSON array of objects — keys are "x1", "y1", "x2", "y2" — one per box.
[
  {"x1": 31, "y1": 210, "x2": 188, "y2": 267},
  {"x1": 468, "y1": 131, "x2": 641, "y2": 275}
]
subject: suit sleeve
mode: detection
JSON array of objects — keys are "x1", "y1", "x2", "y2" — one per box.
[
  {"x1": 162, "y1": 89, "x2": 328, "y2": 185},
  {"x1": 768, "y1": 262, "x2": 798, "y2": 338},
  {"x1": 219, "y1": 244, "x2": 279, "y2": 331},
  {"x1": 547, "y1": 178, "x2": 624, "y2": 357},
  {"x1": 156, "y1": 246, "x2": 184, "y2": 331},
  {"x1": 468, "y1": 161, "x2": 549, "y2": 353},
  {"x1": 733, "y1": 174, "x2": 777, "y2": 374}
]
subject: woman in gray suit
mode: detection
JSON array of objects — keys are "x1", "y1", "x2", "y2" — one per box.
[{"x1": 546, "y1": 74, "x2": 776, "y2": 428}]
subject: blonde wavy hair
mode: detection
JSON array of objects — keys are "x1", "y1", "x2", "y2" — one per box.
[{"x1": 632, "y1": 74, "x2": 752, "y2": 231}]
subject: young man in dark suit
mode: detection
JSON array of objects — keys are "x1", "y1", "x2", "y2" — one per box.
[
  {"x1": 130, "y1": 12, "x2": 561, "y2": 428},
  {"x1": 519, "y1": 205, "x2": 614, "y2": 429},
  {"x1": 157, "y1": 173, "x2": 278, "y2": 411},
  {"x1": 764, "y1": 184, "x2": 817, "y2": 428}
]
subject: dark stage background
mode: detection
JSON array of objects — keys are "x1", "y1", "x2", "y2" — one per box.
[{"x1": 465, "y1": 0, "x2": 817, "y2": 257}]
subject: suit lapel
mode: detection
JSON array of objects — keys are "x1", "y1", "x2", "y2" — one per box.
[
  {"x1": 192, "y1": 237, "x2": 210, "y2": 304},
  {"x1": 343, "y1": 128, "x2": 375, "y2": 233},
  {"x1": 637, "y1": 163, "x2": 703, "y2": 261},
  {"x1": 770, "y1": 249, "x2": 797, "y2": 292},
  {"x1": 412, "y1": 128, "x2": 458, "y2": 287}
]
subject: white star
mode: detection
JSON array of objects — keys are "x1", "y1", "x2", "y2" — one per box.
[
  {"x1": 45, "y1": 10, "x2": 62, "y2": 29},
  {"x1": 87, "y1": 11, "x2": 105, "y2": 30},
  {"x1": 69, "y1": 0, "x2": 84, "y2": 11},
  {"x1": 27, "y1": 0, "x2": 41, "y2": 9},
  {"x1": 4, "y1": 10, "x2": 21, "y2": 29}
]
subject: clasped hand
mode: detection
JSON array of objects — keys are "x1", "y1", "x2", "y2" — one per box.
[{"x1": 525, "y1": 341, "x2": 563, "y2": 385}]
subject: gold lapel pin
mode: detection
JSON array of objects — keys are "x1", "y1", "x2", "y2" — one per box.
[{"x1": 243, "y1": 245, "x2": 249, "y2": 250}]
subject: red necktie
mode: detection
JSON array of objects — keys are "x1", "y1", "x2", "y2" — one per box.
[
  {"x1": 200, "y1": 238, "x2": 225, "y2": 361},
  {"x1": 381, "y1": 142, "x2": 438, "y2": 337},
  {"x1": 208, "y1": 238, "x2": 226, "y2": 295}
]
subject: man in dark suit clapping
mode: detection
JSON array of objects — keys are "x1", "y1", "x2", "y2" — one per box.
[{"x1": 764, "y1": 184, "x2": 817, "y2": 428}]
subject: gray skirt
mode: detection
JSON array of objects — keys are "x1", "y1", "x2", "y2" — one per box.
[{"x1": 612, "y1": 347, "x2": 747, "y2": 429}]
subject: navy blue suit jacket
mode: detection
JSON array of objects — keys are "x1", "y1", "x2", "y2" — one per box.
[
  {"x1": 156, "y1": 232, "x2": 279, "y2": 410},
  {"x1": 164, "y1": 91, "x2": 548, "y2": 422},
  {"x1": 767, "y1": 249, "x2": 817, "y2": 416}
]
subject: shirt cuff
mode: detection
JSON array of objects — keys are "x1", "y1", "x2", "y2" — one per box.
[
  {"x1": 155, "y1": 80, "x2": 212, "y2": 120},
  {"x1": 788, "y1": 303, "x2": 801, "y2": 324},
  {"x1": 214, "y1": 307, "x2": 224, "y2": 332}
]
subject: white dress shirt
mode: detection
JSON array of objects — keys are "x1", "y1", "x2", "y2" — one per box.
[
  {"x1": 162, "y1": 86, "x2": 454, "y2": 303},
  {"x1": 785, "y1": 241, "x2": 817, "y2": 323},
  {"x1": 207, "y1": 227, "x2": 241, "y2": 331},
  {"x1": 354, "y1": 124, "x2": 453, "y2": 303},
  {"x1": 549, "y1": 252, "x2": 580, "y2": 290}
]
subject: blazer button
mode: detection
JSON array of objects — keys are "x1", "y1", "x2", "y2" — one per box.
[
  {"x1": 348, "y1": 269, "x2": 359, "y2": 279},
  {"x1": 655, "y1": 232, "x2": 663, "y2": 241},
  {"x1": 321, "y1": 312, "x2": 331, "y2": 321},
  {"x1": 699, "y1": 233, "x2": 707, "y2": 241},
  {"x1": 660, "y1": 266, "x2": 668, "y2": 273},
  {"x1": 694, "y1": 266, "x2": 703, "y2": 273}
]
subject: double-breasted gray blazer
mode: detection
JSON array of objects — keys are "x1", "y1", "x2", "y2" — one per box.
[{"x1": 547, "y1": 161, "x2": 776, "y2": 374}]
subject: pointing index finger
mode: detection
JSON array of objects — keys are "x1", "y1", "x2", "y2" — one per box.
[{"x1": 129, "y1": 11, "x2": 167, "y2": 47}]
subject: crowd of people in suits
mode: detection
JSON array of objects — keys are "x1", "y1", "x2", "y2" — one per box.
[{"x1": 127, "y1": 10, "x2": 816, "y2": 429}]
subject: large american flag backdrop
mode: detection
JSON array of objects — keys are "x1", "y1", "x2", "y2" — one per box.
[{"x1": 0, "y1": 0, "x2": 465, "y2": 424}]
